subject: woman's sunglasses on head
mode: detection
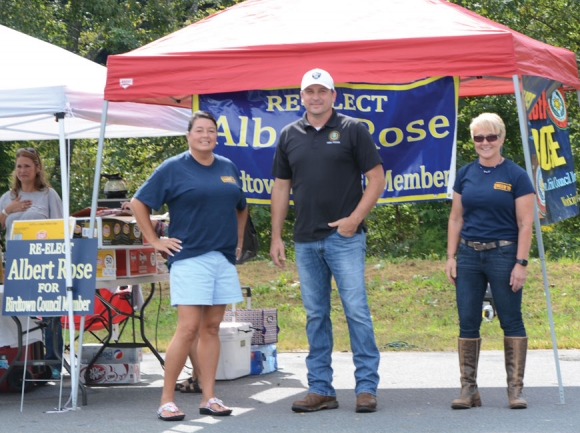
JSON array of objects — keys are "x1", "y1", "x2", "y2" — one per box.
[{"x1": 473, "y1": 134, "x2": 500, "y2": 143}]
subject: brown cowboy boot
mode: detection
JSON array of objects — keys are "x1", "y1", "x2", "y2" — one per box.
[
  {"x1": 504, "y1": 336, "x2": 528, "y2": 409},
  {"x1": 451, "y1": 337, "x2": 482, "y2": 409}
]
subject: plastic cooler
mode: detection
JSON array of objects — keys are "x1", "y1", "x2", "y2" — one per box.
[{"x1": 215, "y1": 322, "x2": 253, "y2": 380}]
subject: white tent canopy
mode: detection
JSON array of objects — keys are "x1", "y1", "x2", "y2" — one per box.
[
  {"x1": 0, "y1": 24, "x2": 189, "y2": 410},
  {"x1": 0, "y1": 24, "x2": 189, "y2": 140}
]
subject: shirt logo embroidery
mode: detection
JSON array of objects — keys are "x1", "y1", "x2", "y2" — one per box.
[
  {"x1": 221, "y1": 176, "x2": 237, "y2": 183},
  {"x1": 494, "y1": 182, "x2": 512, "y2": 192},
  {"x1": 327, "y1": 130, "x2": 341, "y2": 144}
]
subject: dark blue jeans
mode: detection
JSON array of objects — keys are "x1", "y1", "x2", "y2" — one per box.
[
  {"x1": 43, "y1": 318, "x2": 63, "y2": 368},
  {"x1": 456, "y1": 242, "x2": 525, "y2": 338}
]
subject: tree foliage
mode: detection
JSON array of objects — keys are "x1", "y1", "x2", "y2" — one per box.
[
  {"x1": 452, "y1": 0, "x2": 580, "y2": 55},
  {"x1": 1, "y1": 0, "x2": 580, "y2": 259}
]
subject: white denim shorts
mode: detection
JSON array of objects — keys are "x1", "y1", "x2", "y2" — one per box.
[{"x1": 169, "y1": 251, "x2": 243, "y2": 306}]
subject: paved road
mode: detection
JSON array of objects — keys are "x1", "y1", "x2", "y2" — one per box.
[{"x1": 1, "y1": 350, "x2": 579, "y2": 433}]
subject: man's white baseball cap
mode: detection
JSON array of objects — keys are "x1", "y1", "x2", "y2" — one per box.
[{"x1": 301, "y1": 68, "x2": 335, "y2": 91}]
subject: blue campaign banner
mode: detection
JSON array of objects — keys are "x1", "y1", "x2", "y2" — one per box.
[
  {"x1": 2, "y1": 238, "x2": 98, "y2": 317},
  {"x1": 523, "y1": 77, "x2": 578, "y2": 225},
  {"x1": 194, "y1": 76, "x2": 458, "y2": 205}
]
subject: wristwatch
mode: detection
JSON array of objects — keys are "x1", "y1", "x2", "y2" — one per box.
[{"x1": 515, "y1": 259, "x2": 528, "y2": 267}]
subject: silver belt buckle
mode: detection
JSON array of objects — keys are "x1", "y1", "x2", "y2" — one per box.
[{"x1": 472, "y1": 242, "x2": 484, "y2": 251}]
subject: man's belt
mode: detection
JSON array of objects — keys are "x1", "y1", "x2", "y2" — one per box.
[{"x1": 460, "y1": 238, "x2": 515, "y2": 251}]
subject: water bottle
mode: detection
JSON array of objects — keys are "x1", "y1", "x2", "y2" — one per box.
[
  {"x1": 250, "y1": 347, "x2": 263, "y2": 375},
  {"x1": 263, "y1": 344, "x2": 277, "y2": 374}
]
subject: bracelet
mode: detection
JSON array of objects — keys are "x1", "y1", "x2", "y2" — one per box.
[
  {"x1": 446, "y1": 254, "x2": 456, "y2": 260},
  {"x1": 236, "y1": 247, "x2": 241, "y2": 251},
  {"x1": 1, "y1": 208, "x2": 7, "y2": 217}
]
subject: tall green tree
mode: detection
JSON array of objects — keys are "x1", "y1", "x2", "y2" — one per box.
[
  {"x1": 452, "y1": 0, "x2": 580, "y2": 56},
  {"x1": 1, "y1": 0, "x2": 245, "y2": 62}
]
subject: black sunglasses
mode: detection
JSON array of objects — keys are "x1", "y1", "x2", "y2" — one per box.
[
  {"x1": 473, "y1": 134, "x2": 501, "y2": 143},
  {"x1": 17, "y1": 147, "x2": 37, "y2": 153}
]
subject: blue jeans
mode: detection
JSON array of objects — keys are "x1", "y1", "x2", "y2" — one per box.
[
  {"x1": 456, "y1": 242, "x2": 525, "y2": 338},
  {"x1": 295, "y1": 231, "x2": 380, "y2": 397},
  {"x1": 43, "y1": 318, "x2": 63, "y2": 368}
]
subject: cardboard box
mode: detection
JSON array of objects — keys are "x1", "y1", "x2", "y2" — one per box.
[
  {"x1": 81, "y1": 344, "x2": 143, "y2": 364},
  {"x1": 215, "y1": 322, "x2": 253, "y2": 380},
  {"x1": 96, "y1": 249, "x2": 116, "y2": 280},
  {"x1": 116, "y1": 248, "x2": 157, "y2": 277},
  {"x1": 11, "y1": 218, "x2": 75, "y2": 240},
  {"x1": 121, "y1": 221, "x2": 143, "y2": 245},
  {"x1": 76, "y1": 217, "x2": 121, "y2": 246},
  {"x1": 76, "y1": 217, "x2": 146, "y2": 248},
  {"x1": 80, "y1": 363, "x2": 140, "y2": 385}
]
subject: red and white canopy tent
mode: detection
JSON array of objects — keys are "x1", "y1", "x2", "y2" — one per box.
[
  {"x1": 101, "y1": 0, "x2": 580, "y2": 404},
  {"x1": 104, "y1": 0, "x2": 580, "y2": 104}
]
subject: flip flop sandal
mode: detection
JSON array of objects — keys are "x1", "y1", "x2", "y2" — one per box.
[
  {"x1": 157, "y1": 402, "x2": 185, "y2": 421},
  {"x1": 174, "y1": 376, "x2": 196, "y2": 391},
  {"x1": 174, "y1": 379, "x2": 186, "y2": 391},
  {"x1": 180, "y1": 377, "x2": 202, "y2": 393},
  {"x1": 199, "y1": 397, "x2": 232, "y2": 416}
]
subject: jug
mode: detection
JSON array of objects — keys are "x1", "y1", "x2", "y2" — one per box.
[{"x1": 102, "y1": 173, "x2": 128, "y2": 199}]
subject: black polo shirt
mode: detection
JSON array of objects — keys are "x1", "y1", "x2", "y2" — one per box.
[{"x1": 271, "y1": 109, "x2": 383, "y2": 242}]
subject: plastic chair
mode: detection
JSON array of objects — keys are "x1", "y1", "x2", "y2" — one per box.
[{"x1": 61, "y1": 288, "x2": 134, "y2": 344}]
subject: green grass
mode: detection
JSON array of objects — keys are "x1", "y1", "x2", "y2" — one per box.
[{"x1": 86, "y1": 258, "x2": 580, "y2": 353}]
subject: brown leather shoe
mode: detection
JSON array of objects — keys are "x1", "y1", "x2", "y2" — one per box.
[
  {"x1": 291, "y1": 393, "x2": 338, "y2": 412},
  {"x1": 356, "y1": 392, "x2": 377, "y2": 413}
]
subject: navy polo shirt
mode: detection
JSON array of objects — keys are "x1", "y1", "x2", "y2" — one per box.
[
  {"x1": 271, "y1": 109, "x2": 383, "y2": 242},
  {"x1": 454, "y1": 159, "x2": 535, "y2": 242}
]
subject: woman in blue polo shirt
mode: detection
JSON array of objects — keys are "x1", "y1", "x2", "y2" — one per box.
[
  {"x1": 131, "y1": 111, "x2": 247, "y2": 421},
  {"x1": 445, "y1": 113, "x2": 535, "y2": 410}
]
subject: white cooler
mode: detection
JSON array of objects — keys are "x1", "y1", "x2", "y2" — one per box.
[{"x1": 216, "y1": 322, "x2": 253, "y2": 380}]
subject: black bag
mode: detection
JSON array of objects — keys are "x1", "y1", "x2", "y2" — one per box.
[{"x1": 237, "y1": 212, "x2": 259, "y2": 264}]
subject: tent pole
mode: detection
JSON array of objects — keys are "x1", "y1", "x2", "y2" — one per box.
[
  {"x1": 57, "y1": 114, "x2": 79, "y2": 409},
  {"x1": 512, "y1": 75, "x2": 565, "y2": 404},
  {"x1": 73, "y1": 100, "x2": 110, "y2": 405},
  {"x1": 90, "y1": 100, "x2": 109, "y2": 233}
]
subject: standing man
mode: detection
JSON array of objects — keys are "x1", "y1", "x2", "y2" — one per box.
[{"x1": 270, "y1": 68, "x2": 385, "y2": 413}]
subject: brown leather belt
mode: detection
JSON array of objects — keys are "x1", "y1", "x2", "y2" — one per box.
[{"x1": 460, "y1": 238, "x2": 515, "y2": 251}]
